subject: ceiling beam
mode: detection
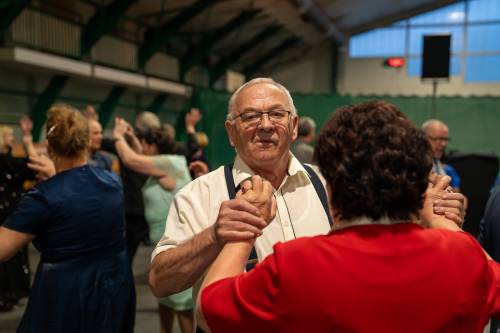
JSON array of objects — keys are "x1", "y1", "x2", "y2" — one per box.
[
  {"x1": 243, "y1": 37, "x2": 300, "y2": 77},
  {"x1": 289, "y1": 0, "x2": 345, "y2": 43},
  {"x1": 147, "y1": 93, "x2": 168, "y2": 113},
  {"x1": 98, "y1": 86, "x2": 127, "y2": 129},
  {"x1": 137, "y1": 0, "x2": 217, "y2": 69},
  {"x1": 0, "y1": 0, "x2": 29, "y2": 35},
  {"x1": 180, "y1": 9, "x2": 260, "y2": 80},
  {"x1": 348, "y1": 0, "x2": 460, "y2": 36},
  {"x1": 209, "y1": 25, "x2": 281, "y2": 86},
  {"x1": 81, "y1": 0, "x2": 139, "y2": 56}
]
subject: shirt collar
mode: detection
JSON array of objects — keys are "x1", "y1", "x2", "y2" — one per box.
[{"x1": 232, "y1": 152, "x2": 309, "y2": 188}]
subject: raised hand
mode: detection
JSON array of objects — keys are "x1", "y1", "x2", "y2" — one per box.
[
  {"x1": 27, "y1": 154, "x2": 56, "y2": 180},
  {"x1": 188, "y1": 160, "x2": 209, "y2": 179},
  {"x1": 19, "y1": 116, "x2": 33, "y2": 136},
  {"x1": 113, "y1": 117, "x2": 129, "y2": 140},
  {"x1": 185, "y1": 108, "x2": 202, "y2": 134}
]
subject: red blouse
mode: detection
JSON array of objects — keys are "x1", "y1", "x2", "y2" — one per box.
[{"x1": 202, "y1": 223, "x2": 500, "y2": 333}]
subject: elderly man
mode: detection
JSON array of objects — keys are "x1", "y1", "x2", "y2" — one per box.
[
  {"x1": 149, "y1": 78, "x2": 465, "y2": 305},
  {"x1": 88, "y1": 119, "x2": 112, "y2": 171},
  {"x1": 422, "y1": 119, "x2": 461, "y2": 192},
  {"x1": 290, "y1": 116, "x2": 316, "y2": 164}
]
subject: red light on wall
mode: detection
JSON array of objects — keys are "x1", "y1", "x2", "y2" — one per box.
[{"x1": 384, "y1": 57, "x2": 405, "y2": 68}]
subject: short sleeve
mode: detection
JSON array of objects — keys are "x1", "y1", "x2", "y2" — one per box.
[
  {"x1": 201, "y1": 252, "x2": 280, "y2": 333},
  {"x1": 151, "y1": 155, "x2": 191, "y2": 184},
  {"x1": 3, "y1": 187, "x2": 51, "y2": 235}
]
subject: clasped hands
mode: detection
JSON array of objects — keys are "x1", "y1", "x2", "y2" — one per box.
[{"x1": 213, "y1": 175, "x2": 276, "y2": 246}]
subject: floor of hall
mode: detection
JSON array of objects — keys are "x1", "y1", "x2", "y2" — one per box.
[{"x1": 0, "y1": 244, "x2": 182, "y2": 333}]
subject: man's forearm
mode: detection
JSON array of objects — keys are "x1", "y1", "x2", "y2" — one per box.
[{"x1": 149, "y1": 226, "x2": 222, "y2": 297}]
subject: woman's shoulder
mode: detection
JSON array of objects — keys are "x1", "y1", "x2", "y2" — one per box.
[
  {"x1": 87, "y1": 165, "x2": 122, "y2": 188},
  {"x1": 39, "y1": 165, "x2": 122, "y2": 193}
]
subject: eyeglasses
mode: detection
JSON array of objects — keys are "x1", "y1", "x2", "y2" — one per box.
[
  {"x1": 428, "y1": 136, "x2": 450, "y2": 143},
  {"x1": 231, "y1": 109, "x2": 291, "y2": 127}
]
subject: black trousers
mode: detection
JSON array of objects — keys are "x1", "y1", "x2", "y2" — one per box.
[
  {"x1": 125, "y1": 213, "x2": 149, "y2": 263},
  {"x1": 0, "y1": 247, "x2": 30, "y2": 310}
]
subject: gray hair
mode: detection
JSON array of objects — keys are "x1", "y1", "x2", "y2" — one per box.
[
  {"x1": 135, "y1": 111, "x2": 160, "y2": 132},
  {"x1": 297, "y1": 116, "x2": 316, "y2": 137},
  {"x1": 227, "y1": 78, "x2": 297, "y2": 120},
  {"x1": 421, "y1": 119, "x2": 448, "y2": 134}
]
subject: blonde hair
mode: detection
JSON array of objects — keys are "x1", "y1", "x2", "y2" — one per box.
[
  {"x1": 46, "y1": 104, "x2": 89, "y2": 158},
  {"x1": 0, "y1": 125, "x2": 14, "y2": 151}
]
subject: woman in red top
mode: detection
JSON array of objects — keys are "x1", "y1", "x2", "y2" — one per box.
[{"x1": 197, "y1": 101, "x2": 500, "y2": 333}]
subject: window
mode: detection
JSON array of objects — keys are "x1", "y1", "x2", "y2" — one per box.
[
  {"x1": 468, "y1": 0, "x2": 500, "y2": 22},
  {"x1": 467, "y1": 24, "x2": 500, "y2": 52},
  {"x1": 348, "y1": 0, "x2": 500, "y2": 82},
  {"x1": 349, "y1": 28, "x2": 405, "y2": 58},
  {"x1": 466, "y1": 55, "x2": 500, "y2": 81},
  {"x1": 409, "y1": 3, "x2": 465, "y2": 24}
]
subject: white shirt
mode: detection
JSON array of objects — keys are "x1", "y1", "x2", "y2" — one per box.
[{"x1": 152, "y1": 153, "x2": 331, "y2": 262}]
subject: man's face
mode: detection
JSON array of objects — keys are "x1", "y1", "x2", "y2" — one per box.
[
  {"x1": 88, "y1": 120, "x2": 103, "y2": 151},
  {"x1": 427, "y1": 124, "x2": 449, "y2": 160},
  {"x1": 225, "y1": 83, "x2": 298, "y2": 170}
]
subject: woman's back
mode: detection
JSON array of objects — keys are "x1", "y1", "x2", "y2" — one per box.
[
  {"x1": 23, "y1": 165, "x2": 126, "y2": 260},
  {"x1": 203, "y1": 223, "x2": 497, "y2": 333},
  {"x1": 143, "y1": 154, "x2": 191, "y2": 243},
  {"x1": 4, "y1": 165, "x2": 135, "y2": 333}
]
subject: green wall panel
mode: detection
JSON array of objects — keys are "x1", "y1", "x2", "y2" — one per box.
[{"x1": 195, "y1": 90, "x2": 500, "y2": 170}]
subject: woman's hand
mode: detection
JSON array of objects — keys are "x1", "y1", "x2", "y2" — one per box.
[
  {"x1": 113, "y1": 117, "x2": 131, "y2": 140},
  {"x1": 189, "y1": 160, "x2": 209, "y2": 179},
  {"x1": 421, "y1": 175, "x2": 462, "y2": 231},
  {"x1": 27, "y1": 154, "x2": 56, "y2": 180},
  {"x1": 236, "y1": 175, "x2": 277, "y2": 224}
]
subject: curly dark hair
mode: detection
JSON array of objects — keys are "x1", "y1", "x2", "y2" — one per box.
[
  {"x1": 143, "y1": 128, "x2": 176, "y2": 154},
  {"x1": 315, "y1": 100, "x2": 433, "y2": 222}
]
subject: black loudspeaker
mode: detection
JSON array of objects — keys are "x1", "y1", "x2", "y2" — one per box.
[
  {"x1": 445, "y1": 153, "x2": 499, "y2": 237},
  {"x1": 421, "y1": 34, "x2": 451, "y2": 79}
]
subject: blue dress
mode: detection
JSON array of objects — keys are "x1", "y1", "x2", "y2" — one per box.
[{"x1": 4, "y1": 165, "x2": 135, "y2": 333}]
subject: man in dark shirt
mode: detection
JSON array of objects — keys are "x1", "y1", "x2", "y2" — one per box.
[
  {"x1": 101, "y1": 111, "x2": 161, "y2": 263},
  {"x1": 88, "y1": 119, "x2": 112, "y2": 171}
]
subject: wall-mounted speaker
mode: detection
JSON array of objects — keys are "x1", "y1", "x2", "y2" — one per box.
[{"x1": 421, "y1": 34, "x2": 451, "y2": 79}]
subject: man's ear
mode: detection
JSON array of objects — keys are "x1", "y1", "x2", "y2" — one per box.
[
  {"x1": 291, "y1": 115, "x2": 298, "y2": 141},
  {"x1": 225, "y1": 120, "x2": 235, "y2": 147}
]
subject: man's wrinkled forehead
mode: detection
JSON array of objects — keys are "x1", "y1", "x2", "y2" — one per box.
[{"x1": 234, "y1": 83, "x2": 289, "y2": 110}]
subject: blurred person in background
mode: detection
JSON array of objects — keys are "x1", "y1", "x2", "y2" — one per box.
[
  {"x1": 0, "y1": 105, "x2": 135, "y2": 332},
  {"x1": 290, "y1": 116, "x2": 316, "y2": 164},
  {"x1": 0, "y1": 118, "x2": 36, "y2": 312},
  {"x1": 113, "y1": 117, "x2": 193, "y2": 333},
  {"x1": 422, "y1": 119, "x2": 461, "y2": 192},
  {"x1": 83, "y1": 105, "x2": 98, "y2": 121},
  {"x1": 88, "y1": 119, "x2": 112, "y2": 171},
  {"x1": 101, "y1": 111, "x2": 161, "y2": 263}
]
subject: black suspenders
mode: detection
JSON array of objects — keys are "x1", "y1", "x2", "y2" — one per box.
[{"x1": 223, "y1": 163, "x2": 333, "y2": 270}]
